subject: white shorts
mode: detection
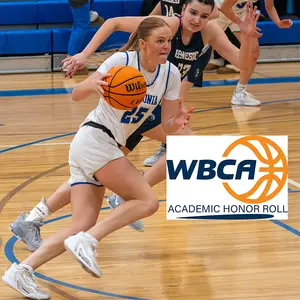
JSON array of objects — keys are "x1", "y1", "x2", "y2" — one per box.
[
  {"x1": 68, "y1": 124, "x2": 124, "y2": 187},
  {"x1": 214, "y1": 8, "x2": 246, "y2": 32}
]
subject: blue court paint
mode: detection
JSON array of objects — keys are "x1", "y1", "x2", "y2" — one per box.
[
  {"x1": 1, "y1": 97, "x2": 300, "y2": 155},
  {"x1": 3, "y1": 197, "x2": 298, "y2": 300},
  {"x1": 202, "y1": 76, "x2": 300, "y2": 87},
  {"x1": 1, "y1": 76, "x2": 300, "y2": 97},
  {"x1": 4, "y1": 203, "x2": 171, "y2": 299},
  {"x1": 0, "y1": 132, "x2": 76, "y2": 154},
  {"x1": 270, "y1": 220, "x2": 300, "y2": 237},
  {"x1": 0, "y1": 87, "x2": 73, "y2": 97},
  {"x1": 5, "y1": 236, "x2": 148, "y2": 300},
  {"x1": 1, "y1": 90, "x2": 299, "y2": 297}
]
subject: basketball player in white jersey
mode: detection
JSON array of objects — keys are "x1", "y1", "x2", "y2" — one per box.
[
  {"x1": 8, "y1": 1, "x2": 259, "y2": 249},
  {"x1": 2, "y1": 17, "x2": 194, "y2": 299},
  {"x1": 210, "y1": 0, "x2": 293, "y2": 106}
]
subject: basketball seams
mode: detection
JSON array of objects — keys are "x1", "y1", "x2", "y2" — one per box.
[
  {"x1": 109, "y1": 75, "x2": 146, "y2": 88},
  {"x1": 107, "y1": 66, "x2": 127, "y2": 100},
  {"x1": 102, "y1": 89, "x2": 147, "y2": 97},
  {"x1": 108, "y1": 95, "x2": 133, "y2": 109},
  {"x1": 103, "y1": 65, "x2": 146, "y2": 110}
]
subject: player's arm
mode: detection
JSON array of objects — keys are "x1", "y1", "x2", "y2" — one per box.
[
  {"x1": 72, "y1": 71, "x2": 107, "y2": 101},
  {"x1": 264, "y1": 0, "x2": 293, "y2": 28},
  {"x1": 62, "y1": 15, "x2": 180, "y2": 76},
  {"x1": 209, "y1": 3, "x2": 220, "y2": 20},
  {"x1": 220, "y1": 0, "x2": 242, "y2": 25},
  {"x1": 75, "y1": 15, "x2": 178, "y2": 58},
  {"x1": 72, "y1": 52, "x2": 126, "y2": 101},
  {"x1": 150, "y1": 1, "x2": 162, "y2": 15}
]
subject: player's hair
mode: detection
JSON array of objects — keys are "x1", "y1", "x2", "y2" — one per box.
[
  {"x1": 185, "y1": 0, "x2": 215, "y2": 11},
  {"x1": 120, "y1": 17, "x2": 170, "y2": 51}
]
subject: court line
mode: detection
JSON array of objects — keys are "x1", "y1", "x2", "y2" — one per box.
[
  {"x1": 0, "y1": 142, "x2": 71, "y2": 148},
  {"x1": 1, "y1": 96, "x2": 299, "y2": 298},
  {"x1": 288, "y1": 179, "x2": 300, "y2": 189},
  {"x1": 5, "y1": 198, "x2": 298, "y2": 300},
  {"x1": 0, "y1": 132, "x2": 76, "y2": 154},
  {"x1": 1, "y1": 97, "x2": 300, "y2": 155},
  {"x1": 270, "y1": 220, "x2": 300, "y2": 237},
  {"x1": 1, "y1": 76, "x2": 300, "y2": 97}
]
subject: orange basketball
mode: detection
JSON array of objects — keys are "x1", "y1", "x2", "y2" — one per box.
[{"x1": 103, "y1": 66, "x2": 147, "y2": 110}]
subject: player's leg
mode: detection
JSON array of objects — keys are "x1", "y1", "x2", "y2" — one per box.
[
  {"x1": 10, "y1": 181, "x2": 71, "y2": 251},
  {"x1": 230, "y1": 11, "x2": 261, "y2": 106},
  {"x1": 64, "y1": 155, "x2": 158, "y2": 277}
]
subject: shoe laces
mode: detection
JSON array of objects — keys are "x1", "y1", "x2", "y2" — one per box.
[
  {"x1": 22, "y1": 268, "x2": 38, "y2": 288},
  {"x1": 30, "y1": 220, "x2": 43, "y2": 241},
  {"x1": 89, "y1": 242, "x2": 98, "y2": 259}
]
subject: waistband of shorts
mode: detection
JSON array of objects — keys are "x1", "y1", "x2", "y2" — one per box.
[{"x1": 83, "y1": 121, "x2": 121, "y2": 148}]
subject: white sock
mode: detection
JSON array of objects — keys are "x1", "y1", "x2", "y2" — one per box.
[
  {"x1": 25, "y1": 197, "x2": 50, "y2": 222},
  {"x1": 83, "y1": 232, "x2": 98, "y2": 244},
  {"x1": 236, "y1": 83, "x2": 247, "y2": 93},
  {"x1": 19, "y1": 263, "x2": 33, "y2": 273}
]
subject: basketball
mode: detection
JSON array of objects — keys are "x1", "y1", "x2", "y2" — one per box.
[{"x1": 103, "y1": 65, "x2": 147, "y2": 110}]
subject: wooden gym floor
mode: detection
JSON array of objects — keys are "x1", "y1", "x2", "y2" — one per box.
[{"x1": 0, "y1": 62, "x2": 299, "y2": 299}]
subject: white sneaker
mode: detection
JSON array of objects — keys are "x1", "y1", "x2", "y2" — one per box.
[
  {"x1": 2, "y1": 263, "x2": 50, "y2": 299},
  {"x1": 90, "y1": 10, "x2": 98, "y2": 23},
  {"x1": 144, "y1": 144, "x2": 166, "y2": 167},
  {"x1": 64, "y1": 232, "x2": 102, "y2": 278},
  {"x1": 231, "y1": 90, "x2": 261, "y2": 106}
]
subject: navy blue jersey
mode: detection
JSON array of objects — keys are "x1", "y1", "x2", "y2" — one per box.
[
  {"x1": 160, "y1": 0, "x2": 186, "y2": 16},
  {"x1": 168, "y1": 17, "x2": 212, "y2": 83}
]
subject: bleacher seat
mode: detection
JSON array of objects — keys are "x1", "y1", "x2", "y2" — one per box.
[
  {"x1": 0, "y1": 2, "x2": 38, "y2": 25},
  {"x1": 258, "y1": 21, "x2": 300, "y2": 45},
  {"x1": 0, "y1": 29, "x2": 52, "y2": 55}
]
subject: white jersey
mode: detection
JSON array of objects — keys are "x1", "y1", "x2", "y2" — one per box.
[
  {"x1": 85, "y1": 51, "x2": 181, "y2": 146},
  {"x1": 215, "y1": 0, "x2": 258, "y2": 12}
]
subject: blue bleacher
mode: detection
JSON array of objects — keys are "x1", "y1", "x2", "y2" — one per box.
[
  {"x1": 0, "y1": 0, "x2": 299, "y2": 56},
  {"x1": 0, "y1": 0, "x2": 141, "y2": 55}
]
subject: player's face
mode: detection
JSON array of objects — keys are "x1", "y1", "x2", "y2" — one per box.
[
  {"x1": 182, "y1": 1, "x2": 212, "y2": 33},
  {"x1": 140, "y1": 26, "x2": 172, "y2": 64}
]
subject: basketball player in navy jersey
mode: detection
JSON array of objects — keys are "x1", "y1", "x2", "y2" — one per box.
[{"x1": 145, "y1": 0, "x2": 219, "y2": 166}]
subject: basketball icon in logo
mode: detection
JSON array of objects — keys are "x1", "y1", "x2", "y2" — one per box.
[{"x1": 222, "y1": 136, "x2": 288, "y2": 204}]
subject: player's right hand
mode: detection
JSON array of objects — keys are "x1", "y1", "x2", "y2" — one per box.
[{"x1": 62, "y1": 52, "x2": 88, "y2": 77}]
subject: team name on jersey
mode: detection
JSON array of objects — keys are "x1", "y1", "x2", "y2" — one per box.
[
  {"x1": 162, "y1": 0, "x2": 180, "y2": 4},
  {"x1": 143, "y1": 94, "x2": 158, "y2": 105},
  {"x1": 175, "y1": 49, "x2": 199, "y2": 61}
]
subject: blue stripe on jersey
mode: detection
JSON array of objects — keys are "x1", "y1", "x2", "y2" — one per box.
[
  {"x1": 125, "y1": 52, "x2": 129, "y2": 66},
  {"x1": 137, "y1": 52, "x2": 161, "y2": 87},
  {"x1": 163, "y1": 62, "x2": 172, "y2": 99}
]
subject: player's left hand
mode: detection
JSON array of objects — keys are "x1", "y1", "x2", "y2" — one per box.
[
  {"x1": 239, "y1": 2, "x2": 260, "y2": 37},
  {"x1": 173, "y1": 98, "x2": 195, "y2": 130}
]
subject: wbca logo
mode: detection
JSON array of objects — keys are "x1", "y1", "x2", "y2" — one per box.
[{"x1": 166, "y1": 136, "x2": 288, "y2": 220}]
